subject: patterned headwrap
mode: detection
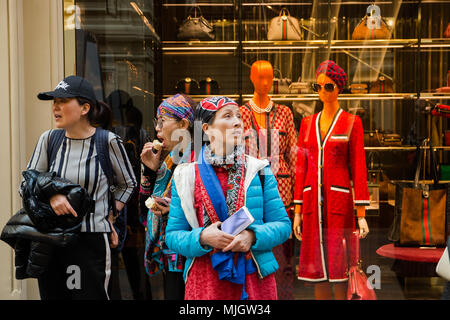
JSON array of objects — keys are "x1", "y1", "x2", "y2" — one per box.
[
  {"x1": 316, "y1": 60, "x2": 348, "y2": 93},
  {"x1": 157, "y1": 94, "x2": 194, "y2": 124},
  {"x1": 195, "y1": 96, "x2": 239, "y2": 124}
]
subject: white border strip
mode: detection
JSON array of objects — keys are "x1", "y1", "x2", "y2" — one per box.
[{"x1": 103, "y1": 233, "x2": 111, "y2": 300}]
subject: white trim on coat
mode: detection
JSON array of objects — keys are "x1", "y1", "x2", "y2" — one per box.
[
  {"x1": 312, "y1": 109, "x2": 343, "y2": 282},
  {"x1": 330, "y1": 186, "x2": 350, "y2": 194}
]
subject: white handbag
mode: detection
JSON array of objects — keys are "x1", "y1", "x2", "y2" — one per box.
[
  {"x1": 436, "y1": 239, "x2": 450, "y2": 281},
  {"x1": 267, "y1": 8, "x2": 302, "y2": 41},
  {"x1": 289, "y1": 77, "x2": 311, "y2": 94}
]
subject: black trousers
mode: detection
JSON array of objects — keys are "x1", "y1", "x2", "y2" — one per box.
[
  {"x1": 163, "y1": 270, "x2": 185, "y2": 300},
  {"x1": 37, "y1": 233, "x2": 111, "y2": 300}
]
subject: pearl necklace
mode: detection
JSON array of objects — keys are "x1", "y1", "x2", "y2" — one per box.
[{"x1": 249, "y1": 99, "x2": 274, "y2": 113}]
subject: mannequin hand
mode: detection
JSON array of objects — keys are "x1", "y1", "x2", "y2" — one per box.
[
  {"x1": 141, "y1": 142, "x2": 162, "y2": 171},
  {"x1": 358, "y1": 217, "x2": 369, "y2": 239},
  {"x1": 200, "y1": 221, "x2": 235, "y2": 250},
  {"x1": 293, "y1": 213, "x2": 302, "y2": 241}
]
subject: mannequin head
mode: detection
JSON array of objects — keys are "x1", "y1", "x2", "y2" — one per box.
[
  {"x1": 250, "y1": 60, "x2": 273, "y2": 96},
  {"x1": 316, "y1": 73, "x2": 339, "y2": 104}
]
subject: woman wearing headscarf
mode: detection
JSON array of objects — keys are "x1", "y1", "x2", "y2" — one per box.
[
  {"x1": 139, "y1": 93, "x2": 196, "y2": 300},
  {"x1": 165, "y1": 96, "x2": 291, "y2": 300},
  {"x1": 293, "y1": 60, "x2": 370, "y2": 300}
]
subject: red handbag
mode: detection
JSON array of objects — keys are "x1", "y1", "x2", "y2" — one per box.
[
  {"x1": 345, "y1": 231, "x2": 377, "y2": 300},
  {"x1": 444, "y1": 23, "x2": 450, "y2": 38}
]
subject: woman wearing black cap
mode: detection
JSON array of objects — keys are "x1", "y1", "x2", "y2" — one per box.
[{"x1": 24, "y1": 75, "x2": 137, "y2": 300}]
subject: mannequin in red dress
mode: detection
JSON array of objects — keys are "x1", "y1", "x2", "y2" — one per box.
[
  {"x1": 240, "y1": 60, "x2": 297, "y2": 300},
  {"x1": 293, "y1": 73, "x2": 369, "y2": 300}
]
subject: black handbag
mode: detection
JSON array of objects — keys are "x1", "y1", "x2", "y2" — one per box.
[
  {"x1": 175, "y1": 77, "x2": 200, "y2": 95},
  {"x1": 177, "y1": 7, "x2": 215, "y2": 41},
  {"x1": 199, "y1": 77, "x2": 220, "y2": 95}
]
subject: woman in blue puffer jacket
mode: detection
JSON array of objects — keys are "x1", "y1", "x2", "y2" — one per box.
[{"x1": 165, "y1": 96, "x2": 291, "y2": 300}]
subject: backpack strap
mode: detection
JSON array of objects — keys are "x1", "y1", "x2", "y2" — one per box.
[
  {"x1": 94, "y1": 128, "x2": 118, "y2": 218},
  {"x1": 47, "y1": 129, "x2": 66, "y2": 170}
]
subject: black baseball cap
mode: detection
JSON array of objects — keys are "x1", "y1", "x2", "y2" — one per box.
[{"x1": 37, "y1": 75, "x2": 97, "y2": 102}]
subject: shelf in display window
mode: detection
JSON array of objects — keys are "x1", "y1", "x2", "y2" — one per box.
[
  {"x1": 162, "y1": 39, "x2": 450, "y2": 53},
  {"x1": 162, "y1": 93, "x2": 450, "y2": 102}
]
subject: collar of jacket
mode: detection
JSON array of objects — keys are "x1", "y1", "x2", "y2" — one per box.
[{"x1": 173, "y1": 155, "x2": 269, "y2": 229}]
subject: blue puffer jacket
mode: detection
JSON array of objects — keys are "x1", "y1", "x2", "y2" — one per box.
[{"x1": 165, "y1": 155, "x2": 291, "y2": 283}]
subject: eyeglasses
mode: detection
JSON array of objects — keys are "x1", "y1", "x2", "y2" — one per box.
[
  {"x1": 312, "y1": 83, "x2": 337, "y2": 92},
  {"x1": 153, "y1": 117, "x2": 177, "y2": 128}
]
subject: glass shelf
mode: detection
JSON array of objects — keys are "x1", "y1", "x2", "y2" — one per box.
[
  {"x1": 162, "y1": 93, "x2": 450, "y2": 102},
  {"x1": 161, "y1": 39, "x2": 450, "y2": 53}
]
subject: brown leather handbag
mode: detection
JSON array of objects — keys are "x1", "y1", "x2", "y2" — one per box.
[
  {"x1": 392, "y1": 142, "x2": 448, "y2": 247},
  {"x1": 369, "y1": 76, "x2": 394, "y2": 93},
  {"x1": 352, "y1": 4, "x2": 391, "y2": 40},
  {"x1": 350, "y1": 83, "x2": 368, "y2": 94},
  {"x1": 352, "y1": 16, "x2": 391, "y2": 40}
]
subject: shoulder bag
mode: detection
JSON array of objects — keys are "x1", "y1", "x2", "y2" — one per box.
[
  {"x1": 177, "y1": 6, "x2": 215, "y2": 41},
  {"x1": 269, "y1": 69, "x2": 291, "y2": 94},
  {"x1": 351, "y1": 4, "x2": 391, "y2": 40},
  {"x1": 344, "y1": 231, "x2": 377, "y2": 300},
  {"x1": 267, "y1": 8, "x2": 302, "y2": 41}
]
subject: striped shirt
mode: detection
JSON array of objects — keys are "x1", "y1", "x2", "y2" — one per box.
[{"x1": 23, "y1": 129, "x2": 137, "y2": 233}]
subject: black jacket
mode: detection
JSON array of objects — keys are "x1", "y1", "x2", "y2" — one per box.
[{"x1": 1, "y1": 169, "x2": 94, "y2": 279}]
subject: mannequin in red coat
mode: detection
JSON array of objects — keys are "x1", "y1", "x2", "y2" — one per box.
[{"x1": 293, "y1": 65, "x2": 370, "y2": 300}]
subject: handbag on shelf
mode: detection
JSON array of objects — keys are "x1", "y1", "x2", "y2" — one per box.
[
  {"x1": 292, "y1": 101, "x2": 316, "y2": 118},
  {"x1": 436, "y1": 237, "x2": 450, "y2": 281},
  {"x1": 381, "y1": 133, "x2": 403, "y2": 146},
  {"x1": 175, "y1": 77, "x2": 200, "y2": 95},
  {"x1": 344, "y1": 231, "x2": 377, "y2": 300},
  {"x1": 369, "y1": 76, "x2": 394, "y2": 93},
  {"x1": 444, "y1": 23, "x2": 450, "y2": 38},
  {"x1": 444, "y1": 130, "x2": 450, "y2": 146},
  {"x1": 440, "y1": 164, "x2": 450, "y2": 181},
  {"x1": 270, "y1": 69, "x2": 291, "y2": 94},
  {"x1": 267, "y1": 8, "x2": 303, "y2": 41},
  {"x1": 364, "y1": 130, "x2": 382, "y2": 147},
  {"x1": 351, "y1": 4, "x2": 391, "y2": 40},
  {"x1": 177, "y1": 6, "x2": 215, "y2": 41},
  {"x1": 289, "y1": 77, "x2": 311, "y2": 94},
  {"x1": 350, "y1": 83, "x2": 369, "y2": 94},
  {"x1": 199, "y1": 77, "x2": 220, "y2": 95},
  {"x1": 389, "y1": 140, "x2": 449, "y2": 247}
]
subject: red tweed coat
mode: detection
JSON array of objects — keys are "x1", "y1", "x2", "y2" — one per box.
[
  {"x1": 294, "y1": 108, "x2": 369, "y2": 282},
  {"x1": 240, "y1": 103, "x2": 297, "y2": 209}
]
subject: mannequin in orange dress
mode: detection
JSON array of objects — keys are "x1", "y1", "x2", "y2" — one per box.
[
  {"x1": 240, "y1": 60, "x2": 297, "y2": 300},
  {"x1": 293, "y1": 70, "x2": 370, "y2": 300}
]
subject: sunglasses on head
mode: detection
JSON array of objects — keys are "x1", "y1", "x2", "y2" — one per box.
[{"x1": 312, "y1": 83, "x2": 337, "y2": 92}]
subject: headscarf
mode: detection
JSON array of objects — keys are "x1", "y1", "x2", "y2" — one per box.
[
  {"x1": 157, "y1": 93, "x2": 195, "y2": 124},
  {"x1": 195, "y1": 96, "x2": 239, "y2": 124},
  {"x1": 316, "y1": 60, "x2": 348, "y2": 93}
]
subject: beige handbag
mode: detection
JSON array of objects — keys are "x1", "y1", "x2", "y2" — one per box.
[
  {"x1": 267, "y1": 8, "x2": 302, "y2": 41},
  {"x1": 289, "y1": 77, "x2": 311, "y2": 94}
]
